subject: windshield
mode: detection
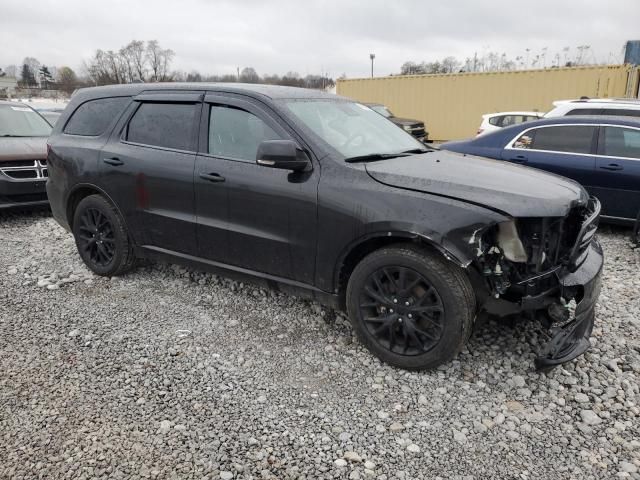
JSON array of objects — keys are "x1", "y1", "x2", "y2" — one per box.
[
  {"x1": 282, "y1": 100, "x2": 423, "y2": 159},
  {"x1": 0, "y1": 104, "x2": 52, "y2": 137},
  {"x1": 370, "y1": 105, "x2": 393, "y2": 118}
]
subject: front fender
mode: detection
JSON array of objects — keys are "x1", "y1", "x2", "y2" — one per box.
[{"x1": 330, "y1": 213, "x2": 508, "y2": 294}]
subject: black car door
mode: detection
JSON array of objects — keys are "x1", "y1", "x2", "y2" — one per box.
[
  {"x1": 502, "y1": 124, "x2": 597, "y2": 188},
  {"x1": 593, "y1": 125, "x2": 640, "y2": 220},
  {"x1": 100, "y1": 91, "x2": 203, "y2": 255},
  {"x1": 194, "y1": 93, "x2": 319, "y2": 284}
]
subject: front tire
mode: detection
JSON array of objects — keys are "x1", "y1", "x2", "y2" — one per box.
[
  {"x1": 346, "y1": 244, "x2": 475, "y2": 370},
  {"x1": 72, "y1": 194, "x2": 136, "y2": 277}
]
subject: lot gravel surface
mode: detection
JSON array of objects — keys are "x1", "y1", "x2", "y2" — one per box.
[{"x1": 1, "y1": 209, "x2": 639, "y2": 480}]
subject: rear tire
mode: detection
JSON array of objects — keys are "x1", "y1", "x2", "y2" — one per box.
[
  {"x1": 72, "y1": 194, "x2": 136, "y2": 277},
  {"x1": 346, "y1": 244, "x2": 475, "y2": 370}
]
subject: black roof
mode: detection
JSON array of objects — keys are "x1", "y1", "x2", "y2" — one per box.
[{"x1": 72, "y1": 82, "x2": 342, "y2": 102}]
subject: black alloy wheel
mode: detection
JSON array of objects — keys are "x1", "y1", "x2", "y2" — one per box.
[
  {"x1": 72, "y1": 194, "x2": 137, "y2": 277},
  {"x1": 77, "y1": 208, "x2": 116, "y2": 267},
  {"x1": 359, "y1": 266, "x2": 444, "y2": 355},
  {"x1": 346, "y1": 244, "x2": 475, "y2": 370}
]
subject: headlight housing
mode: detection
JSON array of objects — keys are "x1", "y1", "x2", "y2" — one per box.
[{"x1": 497, "y1": 221, "x2": 528, "y2": 263}]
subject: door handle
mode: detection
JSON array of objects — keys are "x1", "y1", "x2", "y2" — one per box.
[
  {"x1": 103, "y1": 157, "x2": 124, "y2": 166},
  {"x1": 199, "y1": 172, "x2": 225, "y2": 183},
  {"x1": 600, "y1": 163, "x2": 623, "y2": 171},
  {"x1": 510, "y1": 155, "x2": 528, "y2": 163}
]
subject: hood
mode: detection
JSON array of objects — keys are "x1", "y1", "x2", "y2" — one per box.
[
  {"x1": 0, "y1": 137, "x2": 48, "y2": 161},
  {"x1": 391, "y1": 117, "x2": 424, "y2": 127},
  {"x1": 365, "y1": 150, "x2": 588, "y2": 217}
]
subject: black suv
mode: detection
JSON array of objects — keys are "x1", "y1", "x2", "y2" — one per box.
[
  {"x1": 47, "y1": 83, "x2": 603, "y2": 370},
  {"x1": 365, "y1": 103, "x2": 428, "y2": 142}
]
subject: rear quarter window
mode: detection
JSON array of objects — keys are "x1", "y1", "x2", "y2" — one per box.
[
  {"x1": 125, "y1": 102, "x2": 199, "y2": 151},
  {"x1": 64, "y1": 97, "x2": 131, "y2": 136}
]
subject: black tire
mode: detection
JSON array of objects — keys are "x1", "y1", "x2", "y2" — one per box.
[
  {"x1": 346, "y1": 244, "x2": 475, "y2": 370},
  {"x1": 72, "y1": 194, "x2": 136, "y2": 277}
]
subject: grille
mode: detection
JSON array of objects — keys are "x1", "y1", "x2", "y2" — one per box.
[
  {"x1": 0, "y1": 160, "x2": 47, "y2": 181},
  {"x1": 513, "y1": 197, "x2": 601, "y2": 282}
]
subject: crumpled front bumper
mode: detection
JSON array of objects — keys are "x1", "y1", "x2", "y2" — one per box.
[{"x1": 534, "y1": 240, "x2": 603, "y2": 370}]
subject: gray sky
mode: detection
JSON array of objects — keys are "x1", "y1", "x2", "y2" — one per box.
[{"x1": 1, "y1": 0, "x2": 638, "y2": 79}]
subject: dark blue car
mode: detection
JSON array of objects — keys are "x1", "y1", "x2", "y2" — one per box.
[{"x1": 441, "y1": 116, "x2": 640, "y2": 223}]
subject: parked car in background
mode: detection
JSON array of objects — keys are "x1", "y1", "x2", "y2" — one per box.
[
  {"x1": 47, "y1": 83, "x2": 603, "y2": 371},
  {"x1": 441, "y1": 116, "x2": 640, "y2": 223},
  {"x1": 545, "y1": 98, "x2": 640, "y2": 118},
  {"x1": 16, "y1": 99, "x2": 69, "y2": 126},
  {"x1": 0, "y1": 101, "x2": 52, "y2": 208},
  {"x1": 37, "y1": 108, "x2": 64, "y2": 126},
  {"x1": 365, "y1": 103, "x2": 428, "y2": 142},
  {"x1": 477, "y1": 111, "x2": 543, "y2": 136}
]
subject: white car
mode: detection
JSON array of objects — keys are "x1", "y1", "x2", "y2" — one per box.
[
  {"x1": 476, "y1": 111, "x2": 542, "y2": 136},
  {"x1": 545, "y1": 98, "x2": 640, "y2": 118}
]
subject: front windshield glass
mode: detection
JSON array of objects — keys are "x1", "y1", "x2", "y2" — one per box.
[
  {"x1": 370, "y1": 105, "x2": 392, "y2": 118},
  {"x1": 0, "y1": 104, "x2": 52, "y2": 137},
  {"x1": 282, "y1": 100, "x2": 423, "y2": 159}
]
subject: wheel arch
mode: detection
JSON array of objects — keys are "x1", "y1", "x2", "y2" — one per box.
[
  {"x1": 65, "y1": 183, "x2": 124, "y2": 230},
  {"x1": 334, "y1": 231, "x2": 466, "y2": 306}
]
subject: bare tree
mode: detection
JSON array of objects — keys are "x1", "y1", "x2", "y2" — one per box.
[
  {"x1": 123, "y1": 40, "x2": 146, "y2": 82},
  {"x1": 56, "y1": 66, "x2": 78, "y2": 94},
  {"x1": 4, "y1": 65, "x2": 17, "y2": 78},
  {"x1": 83, "y1": 40, "x2": 175, "y2": 85},
  {"x1": 21, "y1": 57, "x2": 41, "y2": 86},
  {"x1": 400, "y1": 46, "x2": 600, "y2": 76},
  {"x1": 186, "y1": 71, "x2": 202, "y2": 82},
  {"x1": 146, "y1": 40, "x2": 174, "y2": 82},
  {"x1": 440, "y1": 56, "x2": 461, "y2": 73},
  {"x1": 239, "y1": 67, "x2": 259, "y2": 83}
]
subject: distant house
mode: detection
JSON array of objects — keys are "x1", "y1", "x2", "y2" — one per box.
[{"x1": 0, "y1": 77, "x2": 18, "y2": 98}]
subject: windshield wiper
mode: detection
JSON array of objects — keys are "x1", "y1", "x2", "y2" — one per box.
[
  {"x1": 401, "y1": 148, "x2": 431, "y2": 154},
  {"x1": 344, "y1": 152, "x2": 411, "y2": 163},
  {"x1": 0, "y1": 134, "x2": 30, "y2": 137}
]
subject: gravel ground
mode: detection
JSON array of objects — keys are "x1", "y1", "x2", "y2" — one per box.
[{"x1": 1, "y1": 209, "x2": 639, "y2": 480}]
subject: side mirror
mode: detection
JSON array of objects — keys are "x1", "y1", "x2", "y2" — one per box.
[{"x1": 256, "y1": 140, "x2": 311, "y2": 172}]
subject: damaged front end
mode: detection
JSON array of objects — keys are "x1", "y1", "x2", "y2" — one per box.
[{"x1": 470, "y1": 197, "x2": 603, "y2": 370}]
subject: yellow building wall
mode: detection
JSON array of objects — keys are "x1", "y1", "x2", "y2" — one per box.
[{"x1": 337, "y1": 65, "x2": 638, "y2": 141}]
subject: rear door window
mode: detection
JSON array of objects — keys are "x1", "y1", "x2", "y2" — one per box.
[
  {"x1": 64, "y1": 97, "x2": 130, "y2": 136},
  {"x1": 208, "y1": 105, "x2": 282, "y2": 162},
  {"x1": 513, "y1": 125, "x2": 596, "y2": 154},
  {"x1": 125, "y1": 102, "x2": 199, "y2": 151},
  {"x1": 600, "y1": 127, "x2": 640, "y2": 159}
]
